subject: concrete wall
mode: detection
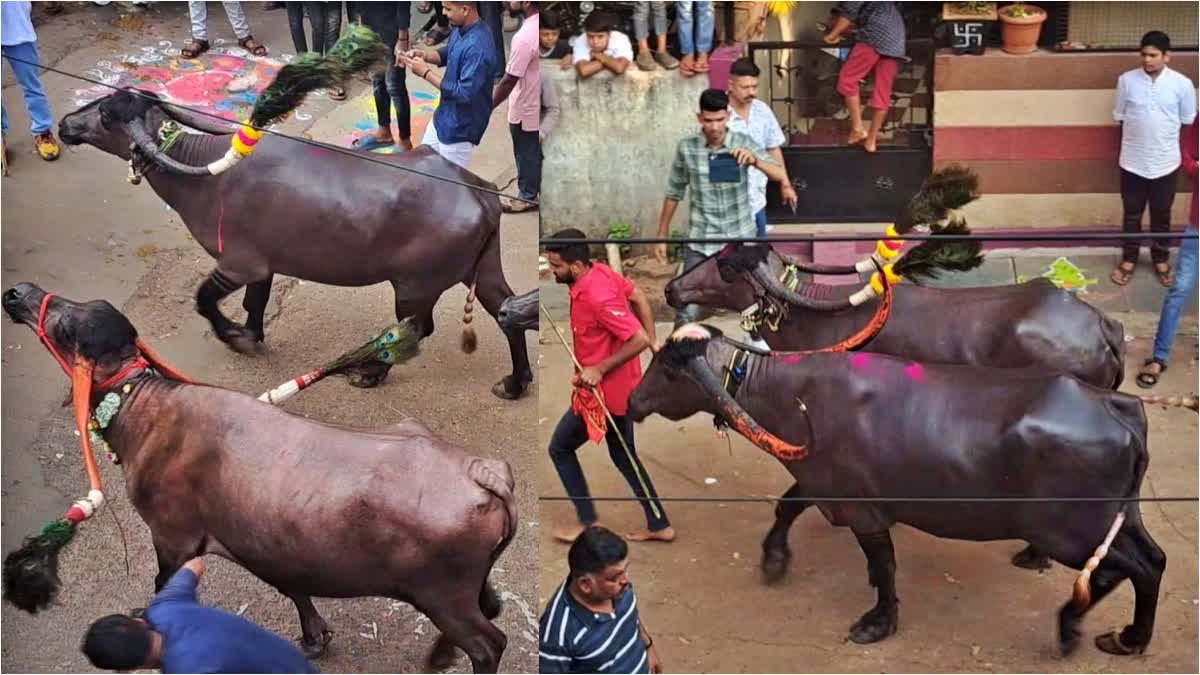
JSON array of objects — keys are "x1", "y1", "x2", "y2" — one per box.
[{"x1": 541, "y1": 63, "x2": 707, "y2": 237}]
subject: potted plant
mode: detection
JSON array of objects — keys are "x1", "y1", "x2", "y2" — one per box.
[{"x1": 998, "y1": 2, "x2": 1047, "y2": 54}]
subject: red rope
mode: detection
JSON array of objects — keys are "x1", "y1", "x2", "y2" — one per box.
[{"x1": 217, "y1": 196, "x2": 225, "y2": 254}]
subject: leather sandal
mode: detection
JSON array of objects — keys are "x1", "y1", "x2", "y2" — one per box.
[
  {"x1": 1154, "y1": 262, "x2": 1173, "y2": 287},
  {"x1": 1136, "y1": 358, "x2": 1166, "y2": 389},
  {"x1": 1110, "y1": 261, "x2": 1136, "y2": 286},
  {"x1": 181, "y1": 38, "x2": 210, "y2": 59},
  {"x1": 238, "y1": 35, "x2": 268, "y2": 57}
]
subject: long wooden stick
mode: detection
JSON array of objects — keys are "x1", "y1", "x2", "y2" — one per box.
[{"x1": 540, "y1": 304, "x2": 663, "y2": 520}]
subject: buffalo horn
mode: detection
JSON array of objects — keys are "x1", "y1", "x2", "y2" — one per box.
[
  {"x1": 684, "y1": 356, "x2": 808, "y2": 461},
  {"x1": 157, "y1": 103, "x2": 240, "y2": 135},
  {"x1": 125, "y1": 120, "x2": 211, "y2": 176},
  {"x1": 752, "y1": 263, "x2": 855, "y2": 312},
  {"x1": 775, "y1": 250, "x2": 859, "y2": 276}
]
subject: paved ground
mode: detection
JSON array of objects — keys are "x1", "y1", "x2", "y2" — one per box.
[
  {"x1": 3, "y1": 3, "x2": 537, "y2": 673},
  {"x1": 537, "y1": 249, "x2": 1199, "y2": 673}
]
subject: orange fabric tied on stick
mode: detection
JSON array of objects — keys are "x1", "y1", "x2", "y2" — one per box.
[{"x1": 571, "y1": 386, "x2": 607, "y2": 444}]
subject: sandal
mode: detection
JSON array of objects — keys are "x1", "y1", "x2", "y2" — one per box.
[
  {"x1": 1154, "y1": 262, "x2": 1173, "y2": 287},
  {"x1": 329, "y1": 85, "x2": 346, "y2": 101},
  {"x1": 352, "y1": 134, "x2": 393, "y2": 151},
  {"x1": 238, "y1": 35, "x2": 268, "y2": 57},
  {"x1": 421, "y1": 26, "x2": 450, "y2": 47},
  {"x1": 181, "y1": 38, "x2": 210, "y2": 59},
  {"x1": 1110, "y1": 261, "x2": 1135, "y2": 286},
  {"x1": 1137, "y1": 358, "x2": 1166, "y2": 389}
]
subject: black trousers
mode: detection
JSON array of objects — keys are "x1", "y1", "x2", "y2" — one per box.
[
  {"x1": 1120, "y1": 167, "x2": 1178, "y2": 264},
  {"x1": 286, "y1": 2, "x2": 342, "y2": 55},
  {"x1": 510, "y1": 123, "x2": 540, "y2": 200},
  {"x1": 477, "y1": 0, "x2": 506, "y2": 79}
]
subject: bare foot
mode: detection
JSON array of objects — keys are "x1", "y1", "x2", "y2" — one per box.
[
  {"x1": 847, "y1": 128, "x2": 868, "y2": 146},
  {"x1": 553, "y1": 522, "x2": 601, "y2": 543},
  {"x1": 679, "y1": 53, "x2": 696, "y2": 77},
  {"x1": 396, "y1": 138, "x2": 414, "y2": 152},
  {"x1": 695, "y1": 52, "x2": 710, "y2": 72},
  {"x1": 863, "y1": 137, "x2": 877, "y2": 153},
  {"x1": 626, "y1": 526, "x2": 676, "y2": 543}
]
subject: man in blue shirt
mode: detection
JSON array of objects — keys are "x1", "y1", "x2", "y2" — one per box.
[
  {"x1": 81, "y1": 557, "x2": 318, "y2": 674},
  {"x1": 540, "y1": 527, "x2": 664, "y2": 674},
  {"x1": 400, "y1": 1, "x2": 498, "y2": 170}
]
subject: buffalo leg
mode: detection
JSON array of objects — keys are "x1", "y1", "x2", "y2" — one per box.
[
  {"x1": 419, "y1": 589, "x2": 507, "y2": 674},
  {"x1": 847, "y1": 530, "x2": 899, "y2": 644},
  {"x1": 1094, "y1": 518, "x2": 1166, "y2": 655},
  {"x1": 1057, "y1": 555, "x2": 1130, "y2": 656},
  {"x1": 196, "y1": 268, "x2": 258, "y2": 354},
  {"x1": 760, "y1": 484, "x2": 810, "y2": 584},
  {"x1": 287, "y1": 593, "x2": 333, "y2": 659},
  {"x1": 1011, "y1": 544, "x2": 1053, "y2": 571},
  {"x1": 241, "y1": 274, "x2": 274, "y2": 343},
  {"x1": 468, "y1": 236, "x2": 532, "y2": 400}
]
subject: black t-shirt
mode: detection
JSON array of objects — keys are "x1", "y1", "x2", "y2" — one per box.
[{"x1": 540, "y1": 40, "x2": 570, "y2": 59}]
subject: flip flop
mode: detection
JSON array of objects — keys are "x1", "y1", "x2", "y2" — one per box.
[
  {"x1": 1136, "y1": 357, "x2": 1166, "y2": 389},
  {"x1": 352, "y1": 135, "x2": 393, "y2": 151},
  {"x1": 1110, "y1": 262, "x2": 1135, "y2": 286}
]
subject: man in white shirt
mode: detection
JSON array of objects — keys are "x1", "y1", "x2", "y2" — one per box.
[
  {"x1": 726, "y1": 58, "x2": 798, "y2": 238},
  {"x1": 1111, "y1": 30, "x2": 1198, "y2": 287},
  {"x1": 572, "y1": 11, "x2": 633, "y2": 79}
]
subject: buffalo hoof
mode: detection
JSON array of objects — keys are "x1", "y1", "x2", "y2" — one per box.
[
  {"x1": 345, "y1": 360, "x2": 391, "y2": 388},
  {"x1": 760, "y1": 549, "x2": 791, "y2": 585},
  {"x1": 1094, "y1": 630, "x2": 1146, "y2": 656},
  {"x1": 219, "y1": 327, "x2": 262, "y2": 355},
  {"x1": 1058, "y1": 612, "x2": 1081, "y2": 657},
  {"x1": 300, "y1": 629, "x2": 334, "y2": 659},
  {"x1": 491, "y1": 375, "x2": 530, "y2": 400},
  {"x1": 1012, "y1": 545, "x2": 1053, "y2": 571},
  {"x1": 847, "y1": 606, "x2": 898, "y2": 644},
  {"x1": 426, "y1": 640, "x2": 459, "y2": 671}
]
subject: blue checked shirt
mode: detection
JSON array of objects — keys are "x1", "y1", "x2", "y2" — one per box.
[
  {"x1": 665, "y1": 129, "x2": 771, "y2": 255},
  {"x1": 835, "y1": 1, "x2": 906, "y2": 58}
]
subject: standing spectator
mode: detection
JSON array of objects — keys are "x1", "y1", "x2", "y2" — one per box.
[
  {"x1": 494, "y1": 1, "x2": 540, "y2": 213},
  {"x1": 676, "y1": 1, "x2": 714, "y2": 77},
  {"x1": 654, "y1": 89, "x2": 786, "y2": 328},
  {"x1": 633, "y1": 2, "x2": 678, "y2": 72},
  {"x1": 824, "y1": 1, "x2": 905, "y2": 153},
  {"x1": 286, "y1": 2, "x2": 345, "y2": 99},
  {"x1": 572, "y1": 11, "x2": 633, "y2": 80},
  {"x1": 543, "y1": 229, "x2": 674, "y2": 545},
  {"x1": 81, "y1": 558, "x2": 319, "y2": 674},
  {"x1": 478, "y1": 0, "x2": 507, "y2": 81},
  {"x1": 540, "y1": 527, "x2": 664, "y2": 674},
  {"x1": 400, "y1": 1, "x2": 498, "y2": 169},
  {"x1": 1, "y1": 0, "x2": 60, "y2": 162},
  {"x1": 1110, "y1": 31, "x2": 1198, "y2": 287},
  {"x1": 182, "y1": 1, "x2": 267, "y2": 58},
  {"x1": 352, "y1": 2, "x2": 414, "y2": 152},
  {"x1": 539, "y1": 11, "x2": 570, "y2": 60},
  {"x1": 1137, "y1": 119, "x2": 1198, "y2": 389},
  {"x1": 726, "y1": 57, "x2": 797, "y2": 237}
]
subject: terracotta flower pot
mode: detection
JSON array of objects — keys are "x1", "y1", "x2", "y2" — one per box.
[{"x1": 998, "y1": 4, "x2": 1047, "y2": 54}]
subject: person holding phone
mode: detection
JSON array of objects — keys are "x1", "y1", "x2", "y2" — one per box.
[{"x1": 654, "y1": 88, "x2": 786, "y2": 330}]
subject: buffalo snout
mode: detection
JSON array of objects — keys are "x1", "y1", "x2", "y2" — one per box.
[
  {"x1": 58, "y1": 117, "x2": 85, "y2": 145},
  {"x1": 2, "y1": 283, "x2": 41, "y2": 322}
]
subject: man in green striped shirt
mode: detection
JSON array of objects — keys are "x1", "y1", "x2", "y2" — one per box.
[{"x1": 653, "y1": 88, "x2": 787, "y2": 328}]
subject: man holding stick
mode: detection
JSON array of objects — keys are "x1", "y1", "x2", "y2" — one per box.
[{"x1": 544, "y1": 229, "x2": 674, "y2": 544}]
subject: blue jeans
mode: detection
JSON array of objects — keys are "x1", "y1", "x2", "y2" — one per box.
[
  {"x1": 675, "y1": 1, "x2": 714, "y2": 55},
  {"x1": 1, "y1": 41, "x2": 54, "y2": 135},
  {"x1": 1152, "y1": 223, "x2": 1198, "y2": 364},
  {"x1": 754, "y1": 208, "x2": 767, "y2": 238},
  {"x1": 549, "y1": 408, "x2": 671, "y2": 532}
]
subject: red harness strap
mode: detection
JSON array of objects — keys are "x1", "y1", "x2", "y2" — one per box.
[{"x1": 36, "y1": 293, "x2": 151, "y2": 393}]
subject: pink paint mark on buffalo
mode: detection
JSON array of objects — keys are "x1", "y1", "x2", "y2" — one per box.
[
  {"x1": 903, "y1": 362, "x2": 926, "y2": 381},
  {"x1": 777, "y1": 353, "x2": 803, "y2": 364},
  {"x1": 850, "y1": 353, "x2": 872, "y2": 369}
]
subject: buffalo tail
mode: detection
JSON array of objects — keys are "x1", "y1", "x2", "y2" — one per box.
[{"x1": 1072, "y1": 511, "x2": 1126, "y2": 609}]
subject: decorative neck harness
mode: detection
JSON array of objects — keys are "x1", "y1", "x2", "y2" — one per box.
[{"x1": 740, "y1": 264, "x2": 801, "y2": 334}]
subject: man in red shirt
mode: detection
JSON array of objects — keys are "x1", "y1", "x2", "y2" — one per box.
[{"x1": 544, "y1": 229, "x2": 674, "y2": 544}]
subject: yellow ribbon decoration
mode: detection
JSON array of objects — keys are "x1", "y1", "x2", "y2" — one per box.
[{"x1": 868, "y1": 263, "x2": 903, "y2": 295}]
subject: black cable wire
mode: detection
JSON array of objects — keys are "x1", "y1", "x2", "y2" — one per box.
[
  {"x1": 4, "y1": 52, "x2": 539, "y2": 205},
  {"x1": 540, "y1": 495, "x2": 1199, "y2": 504},
  {"x1": 540, "y1": 232, "x2": 1198, "y2": 245}
]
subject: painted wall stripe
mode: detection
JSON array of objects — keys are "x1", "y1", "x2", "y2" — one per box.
[
  {"x1": 934, "y1": 126, "x2": 1121, "y2": 162},
  {"x1": 935, "y1": 51, "x2": 1199, "y2": 91},
  {"x1": 935, "y1": 159, "x2": 1194, "y2": 194},
  {"x1": 960, "y1": 193, "x2": 1192, "y2": 229}
]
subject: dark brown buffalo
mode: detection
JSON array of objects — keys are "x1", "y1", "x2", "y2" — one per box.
[
  {"x1": 3, "y1": 283, "x2": 518, "y2": 672},
  {"x1": 666, "y1": 243, "x2": 1126, "y2": 389},
  {"x1": 57, "y1": 90, "x2": 531, "y2": 400},
  {"x1": 627, "y1": 324, "x2": 1166, "y2": 656}
]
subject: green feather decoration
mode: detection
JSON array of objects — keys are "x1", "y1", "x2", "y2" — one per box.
[
  {"x1": 3, "y1": 517, "x2": 78, "y2": 613},
  {"x1": 246, "y1": 24, "x2": 386, "y2": 129},
  {"x1": 893, "y1": 217, "x2": 984, "y2": 282},
  {"x1": 324, "y1": 316, "x2": 422, "y2": 374},
  {"x1": 894, "y1": 164, "x2": 981, "y2": 234},
  {"x1": 325, "y1": 23, "x2": 390, "y2": 79}
]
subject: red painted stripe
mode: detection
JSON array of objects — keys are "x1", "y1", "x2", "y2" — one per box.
[{"x1": 934, "y1": 126, "x2": 1121, "y2": 162}]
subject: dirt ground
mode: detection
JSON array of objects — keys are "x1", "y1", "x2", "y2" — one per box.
[
  {"x1": 2, "y1": 3, "x2": 537, "y2": 672},
  {"x1": 537, "y1": 283, "x2": 1200, "y2": 673}
]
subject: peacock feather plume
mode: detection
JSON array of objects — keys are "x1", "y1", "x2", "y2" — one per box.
[
  {"x1": 892, "y1": 217, "x2": 984, "y2": 282},
  {"x1": 894, "y1": 164, "x2": 981, "y2": 234}
]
